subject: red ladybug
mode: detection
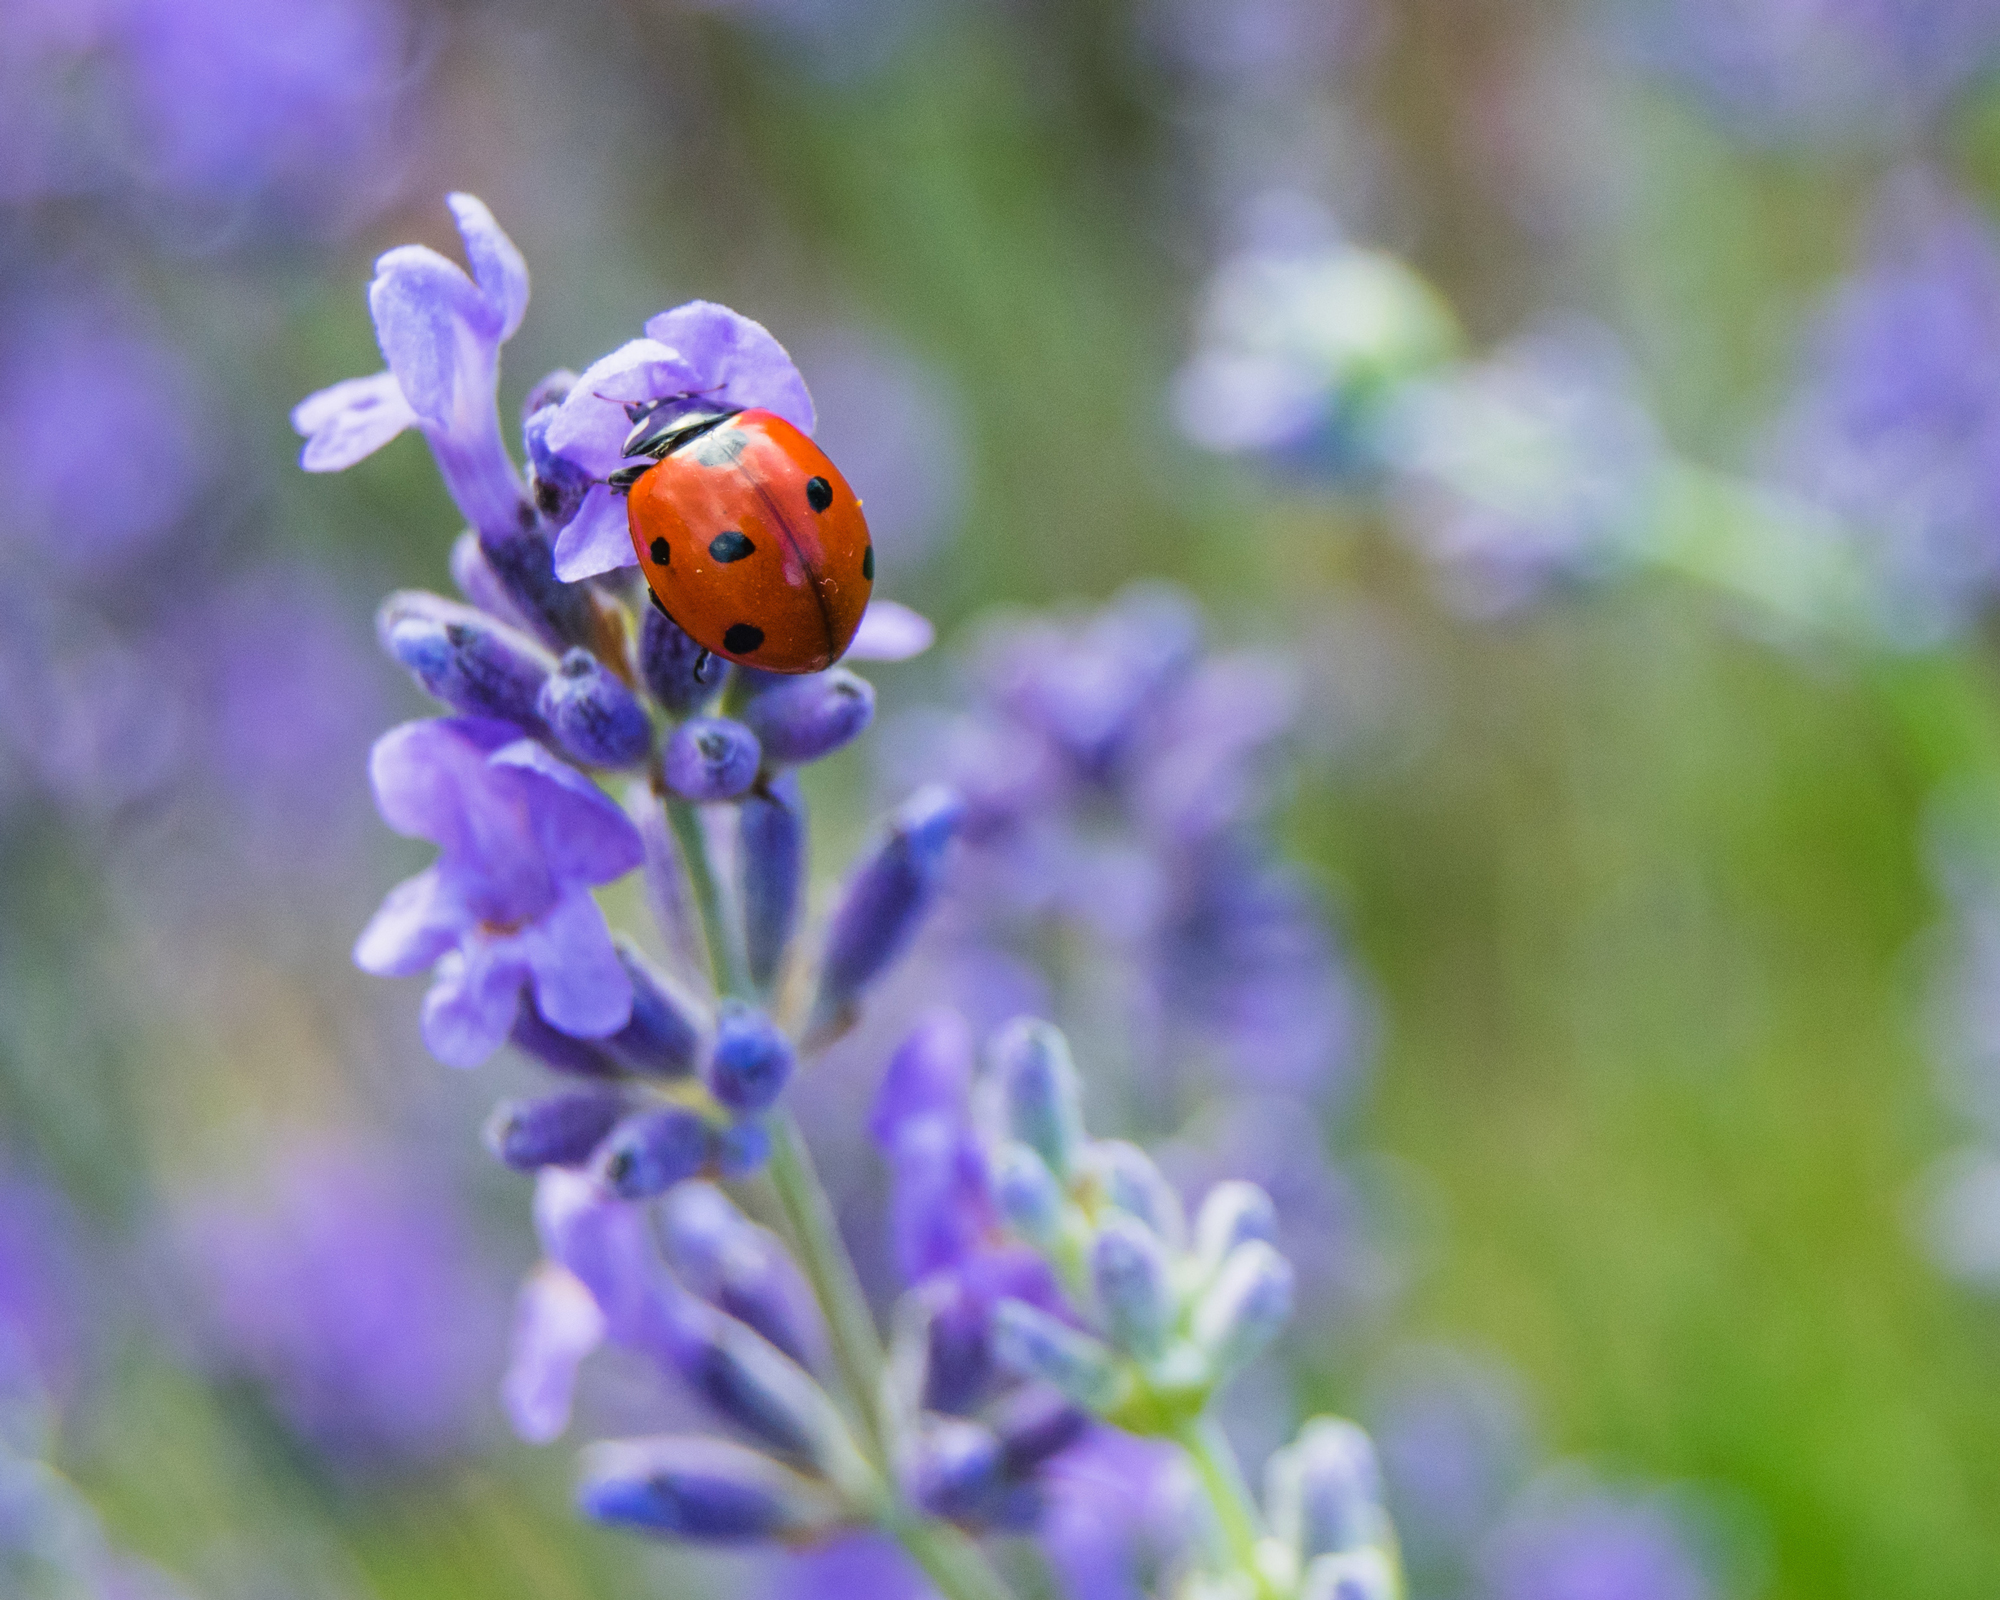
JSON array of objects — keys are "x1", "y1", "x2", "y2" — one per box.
[{"x1": 612, "y1": 402, "x2": 873, "y2": 675}]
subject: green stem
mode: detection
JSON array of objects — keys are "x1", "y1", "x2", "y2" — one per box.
[
  {"x1": 1174, "y1": 1412, "x2": 1267, "y2": 1592},
  {"x1": 662, "y1": 791, "x2": 751, "y2": 999}
]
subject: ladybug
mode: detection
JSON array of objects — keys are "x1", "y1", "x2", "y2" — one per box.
[{"x1": 610, "y1": 400, "x2": 873, "y2": 675}]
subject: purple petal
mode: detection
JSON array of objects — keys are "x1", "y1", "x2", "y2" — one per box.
[
  {"x1": 367, "y1": 716, "x2": 519, "y2": 850},
  {"x1": 447, "y1": 192, "x2": 530, "y2": 342},
  {"x1": 552, "y1": 484, "x2": 640, "y2": 581},
  {"x1": 292, "y1": 371, "x2": 417, "y2": 471},
  {"x1": 519, "y1": 883, "x2": 635, "y2": 1039},
  {"x1": 643, "y1": 302, "x2": 815, "y2": 433},
  {"x1": 847, "y1": 599, "x2": 935, "y2": 662},
  {"x1": 488, "y1": 739, "x2": 645, "y2": 883},
  {"x1": 544, "y1": 338, "x2": 697, "y2": 476},
  {"x1": 502, "y1": 1262, "x2": 606, "y2": 1444},
  {"x1": 353, "y1": 866, "x2": 463, "y2": 976},
  {"x1": 368, "y1": 244, "x2": 495, "y2": 426},
  {"x1": 421, "y1": 942, "x2": 531, "y2": 1068}
]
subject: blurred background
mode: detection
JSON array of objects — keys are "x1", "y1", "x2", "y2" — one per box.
[{"x1": 4, "y1": 1, "x2": 2000, "y2": 1597}]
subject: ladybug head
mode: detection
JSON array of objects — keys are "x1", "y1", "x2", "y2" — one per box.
[{"x1": 622, "y1": 397, "x2": 742, "y2": 462}]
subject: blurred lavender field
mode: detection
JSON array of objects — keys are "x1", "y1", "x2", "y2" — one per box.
[{"x1": 3, "y1": 2, "x2": 2000, "y2": 1598}]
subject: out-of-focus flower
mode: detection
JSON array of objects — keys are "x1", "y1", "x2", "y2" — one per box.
[
  {"x1": 176, "y1": 1139, "x2": 506, "y2": 1468},
  {"x1": 0, "y1": 1165, "x2": 89, "y2": 1416},
  {"x1": 1173, "y1": 237, "x2": 1460, "y2": 481},
  {"x1": 353, "y1": 717, "x2": 642, "y2": 1067},
  {"x1": 1620, "y1": 0, "x2": 2000, "y2": 143},
  {"x1": 1770, "y1": 176, "x2": 2000, "y2": 646},
  {"x1": 1477, "y1": 1479, "x2": 1715, "y2": 1600},
  {"x1": 1140, "y1": 0, "x2": 1373, "y2": 97},
  {"x1": 1385, "y1": 322, "x2": 1666, "y2": 618}
]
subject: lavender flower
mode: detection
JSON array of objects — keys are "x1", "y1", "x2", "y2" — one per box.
[
  {"x1": 1478, "y1": 1480, "x2": 1714, "y2": 1600},
  {"x1": 353, "y1": 717, "x2": 642, "y2": 1067}
]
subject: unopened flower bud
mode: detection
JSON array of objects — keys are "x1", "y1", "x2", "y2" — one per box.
[
  {"x1": 1092, "y1": 1140, "x2": 1186, "y2": 1249},
  {"x1": 540, "y1": 648, "x2": 652, "y2": 767},
  {"x1": 379, "y1": 590, "x2": 554, "y2": 728},
  {"x1": 737, "y1": 668, "x2": 875, "y2": 764},
  {"x1": 525, "y1": 399, "x2": 593, "y2": 526},
  {"x1": 641, "y1": 606, "x2": 726, "y2": 715},
  {"x1": 1300, "y1": 1548, "x2": 1396, "y2": 1600},
  {"x1": 578, "y1": 1435, "x2": 837, "y2": 1543},
  {"x1": 450, "y1": 531, "x2": 534, "y2": 632},
  {"x1": 479, "y1": 513, "x2": 598, "y2": 654},
  {"x1": 740, "y1": 772, "x2": 806, "y2": 990},
  {"x1": 991, "y1": 1300, "x2": 1124, "y2": 1413},
  {"x1": 485, "y1": 1091, "x2": 625, "y2": 1171},
  {"x1": 1194, "y1": 1181, "x2": 1279, "y2": 1278},
  {"x1": 663, "y1": 717, "x2": 761, "y2": 801},
  {"x1": 705, "y1": 1002, "x2": 795, "y2": 1113},
  {"x1": 990, "y1": 1019, "x2": 1085, "y2": 1180},
  {"x1": 990, "y1": 1385, "x2": 1090, "y2": 1477},
  {"x1": 1268, "y1": 1417, "x2": 1384, "y2": 1563},
  {"x1": 1091, "y1": 1216, "x2": 1174, "y2": 1361},
  {"x1": 512, "y1": 1003, "x2": 620, "y2": 1078},
  {"x1": 605, "y1": 940, "x2": 703, "y2": 1076},
  {"x1": 711, "y1": 1119, "x2": 771, "y2": 1177},
  {"x1": 595, "y1": 1106, "x2": 708, "y2": 1200},
  {"x1": 810, "y1": 785, "x2": 964, "y2": 1032},
  {"x1": 991, "y1": 1141, "x2": 1065, "y2": 1245},
  {"x1": 664, "y1": 1296, "x2": 845, "y2": 1463},
  {"x1": 660, "y1": 1183, "x2": 818, "y2": 1366},
  {"x1": 903, "y1": 1417, "x2": 1004, "y2": 1522},
  {"x1": 1191, "y1": 1240, "x2": 1294, "y2": 1384}
]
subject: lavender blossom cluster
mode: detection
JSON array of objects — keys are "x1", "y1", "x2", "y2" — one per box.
[{"x1": 306, "y1": 194, "x2": 1402, "y2": 1600}]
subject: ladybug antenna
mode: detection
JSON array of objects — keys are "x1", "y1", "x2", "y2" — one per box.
[{"x1": 616, "y1": 384, "x2": 730, "y2": 426}]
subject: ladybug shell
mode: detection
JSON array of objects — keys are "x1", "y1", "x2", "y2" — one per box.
[{"x1": 626, "y1": 408, "x2": 874, "y2": 675}]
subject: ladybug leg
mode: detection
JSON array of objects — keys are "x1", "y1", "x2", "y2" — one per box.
[
  {"x1": 606, "y1": 463, "x2": 650, "y2": 493},
  {"x1": 693, "y1": 650, "x2": 713, "y2": 684}
]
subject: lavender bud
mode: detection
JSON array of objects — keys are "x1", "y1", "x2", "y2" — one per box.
[
  {"x1": 660, "y1": 1184, "x2": 818, "y2": 1366},
  {"x1": 990, "y1": 1300, "x2": 1125, "y2": 1413},
  {"x1": 914, "y1": 1276, "x2": 997, "y2": 1415},
  {"x1": 642, "y1": 606, "x2": 727, "y2": 715},
  {"x1": 1091, "y1": 1216, "x2": 1174, "y2": 1362},
  {"x1": 1191, "y1": 1240, "x2": 1294, "y2": 1384},
  {"x1": 1092, "y1": 1140, "x2": 1187, "y2": 1250},
  {"x1": 480, "y1": 512, "x2": 597, "y2": 653},
  {"x1": 450, "y1": 531, "x2": 534, "y2": 631},
  {"x1": 379, "y1": 590, "x2": 554, "y2": 728},
  {"x1": 990, "y1": 1019, "x2": 1085, "y2": 1180},
  {"x1": 578, "y1": 1436, "x2": 836, "y2": 1543},
  {"x1": 990, "y1": 1385, "x2": 1090, "y2": 1477},
  {"x1": 712, "y1": 1119, "x2": 771, "y2": 1177},
  {"x1": 524, "y1": 398, "x2": 594, "y2": 529},
  {"x1": 606, "y1": 940, "x2": 703, "y2": 1076},
  {"x1": 663, "y1": 717, "x2": 761, "y2": 801},
  {"x1": 1268, "y1": 1418, "x2": 1384, "y2": 1562},
  {"x1": 991, "y1": 1141, "x2": 1065, "y2": 1245},
  {"x1": 903, "y1": 1417, "x2": 1004, "y2": 1522},
  {"x1": 540, "y1": 648, "x2": 653, "y2": 767},
  {"x1": 595, "y1": 1106, "x2": 709, "y2": 1200},
  {"x1": 704, "y1": 1002, "x2": 795, "y2": 1113},
  {"x1": 485, "y1": 1091, "x2": 626, "y2": 1171},
  {"x1": 737, "y1": 668, "x2": 875, "y2": 764},
  {"x1": 1194, "y1": 1181, "x2": 1279, "y2": 1278},
  {"x1": 512, "y1": 1003, "x2": 620, "y2": 1078},
  {"x1": 740, "y1": 772, "x2": 807, "y2": 990},
  {"x1": 811, "y1": 785, "x2": 965, "y2": 1029},
  {"x1": 665, "y1": 1296, "x2": 844, "y2": 1462},
  {"x1": 1300, "y1": 1549, "x2": 1396, "y2": 1600}
]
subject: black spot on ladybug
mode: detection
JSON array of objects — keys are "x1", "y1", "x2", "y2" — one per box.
[
  {"x1": 649, "y1": 537, "x2": 671, "y2": 565},
  {"x1": 806, "y1": 476, "x2": 833, "y2": 512},
  {"x1": 724, "y1": 623, "x2": 765, "y2": 655},
  {"x1": 709, "y1": 531, "x2": 755, "y2": 563},
  {"x1": 862, "y1": 545, "x2": 875, "y2": 581},
  {"x1": 686, "y1": 428, "x2": 749, "y2": 468}
]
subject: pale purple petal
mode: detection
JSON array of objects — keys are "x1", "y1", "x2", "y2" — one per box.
[
  {"x1": 367, "y1": 244, "x2": 493, "y2": 425},
  {"x1": 447, "y1": 192, "x2": 529, "y2": 342},
  {"x1": 353, "y1": 866, "x2": 462, "y2": 976},
  {"x1": 519, "y1": 883, "x2": 634, "y2": 1039},
  {"x1": 643, "y1": 301, "x2": 815, "y2": 433},
  {"x1": 544, "y1": 338, "x2": 697, "y2": 475},
  {"x1": 502, "y1": 1261, "x2": 606, "y2": 1444},
  {"x1": 847, "y1": 600, "x2": 935, "y2": 662},
  {"x1": 552, "y1": 484, "x2": 640, "y2": 581},
  {"x1": 421, "y1": 942, "x2": 530, "y2": 1067},
  {"x1": 367, "y1": 717, "x2": 517, "y2": 850},
  {"x1": 291, "y1": 371, "x2": 417, "y2": 471},
  {"x1": 488, "y1": 739, "x2": 645, "y2": 883}
]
